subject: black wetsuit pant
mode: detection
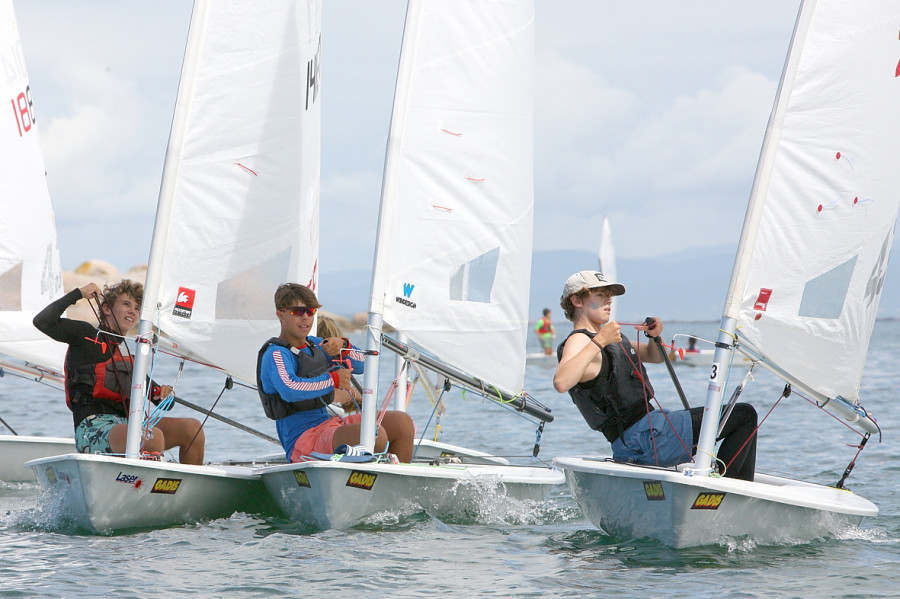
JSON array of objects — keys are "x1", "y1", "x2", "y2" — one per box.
[{"x1": 690, "y1": 403, "x2": 757, "y2": 481}]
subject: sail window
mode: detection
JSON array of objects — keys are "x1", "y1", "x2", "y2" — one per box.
[
  {"x1": 0, "y1": 262, "x2": 23, "y2": 310},
  {"x1": 798, "y1": 255, "x2": 857, "y2": 319},
  {"x1": 449, "y1": 247, "x2": 499, "y2": 303},
  {"x1": 215, "y1": 249, "x2": 292, "y2": 319}
]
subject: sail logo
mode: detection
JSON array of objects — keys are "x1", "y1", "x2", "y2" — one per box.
[
  {"x1": 293, "y1": 471, "x2": 311, "y2": 488},
  {"x1": 116, "y1": 472, "x2": 141, "y2": 489},
  {"x1": 864, "y1": 232, "x2": 891, "y2": 307},
  {"x1": 753, "y1": 288, "x2": 772, "y2": 315},
  {"x1": 691, "y1": 492, "x2": 725, "y2": 510},
  {"x1": 150, "y1": 477, "x2": 182, "y2": 494},
  {"x1": 395, "y1": 282, "x2": 417, "y2": 309},
  {"x1": 346, "y1": 471, "x2": 377, "y2": 490},
  {"x1": 173, "y1": 287, "x2": 196, "y2": 319},
  {"x1": 643, "y1": 481, "x2": 665, "y2": 501}
]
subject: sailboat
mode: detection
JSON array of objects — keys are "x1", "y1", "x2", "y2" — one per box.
[
  {"x1": 598, "y1": 217, "x2": 616, "y2": 323},
  {"x1": 0, "y1": 0, "x2": 75, "y2": 482},
  {"x1": 257, "y1": 0, "x2": 564, "y2": 530},
  {"x1": 26, "y1": 0, "x2": 321, "y2": 532},
  {"x1": 554, "y1": 0, "x2": 895, "y2": 548}
]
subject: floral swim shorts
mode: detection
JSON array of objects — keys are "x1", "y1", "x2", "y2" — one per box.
[{"x1": 74, "y1": 414, "x2": 127, "y2": 454}]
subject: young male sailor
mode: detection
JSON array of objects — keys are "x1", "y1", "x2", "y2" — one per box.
[
  {"x1": 33, "y1": 281, "x2": 205, "y2": 464},
  {"x1": 256, "y1": 283, "x2": 414, "y2": 463},
  {"x1": 552, "y1": 270, "x2": 757, "y2": 480}
]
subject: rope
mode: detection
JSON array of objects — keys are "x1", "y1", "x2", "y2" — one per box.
[
  {"x1": 183, "y1": 377, "x2": 232, "y2": 458},
  {"x1": 616, "y1": 329, "x2": 694, "y2": 463},
  {"x1": 411, "y1": 379, "x2": 450, "y2": 462},
  {"x1": 721, "y1": 384, "x2": 786, "y2": 474}
]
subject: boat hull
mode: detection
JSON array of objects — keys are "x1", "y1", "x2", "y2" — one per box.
[
  {"x1": 26, "y1": 453, "x2": 275, "y2": 533},
  {"x1": 554, "y1": 456, "x2": 877, "y2": 548},
  {"x1": 258, "y1": 460, "x2": 564, "y2": 530},
  {"x1": 0, "y1": 435, "x2": 75, "y2": 482}
]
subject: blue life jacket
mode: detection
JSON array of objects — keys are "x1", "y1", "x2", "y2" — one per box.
[{"x1": 256, "y1": 337, "x2": 335, "y2": 420}]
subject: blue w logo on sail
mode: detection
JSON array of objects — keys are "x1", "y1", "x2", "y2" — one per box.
[{"x1": 396, "y1": 282, "x2": 417, "y2": 309}]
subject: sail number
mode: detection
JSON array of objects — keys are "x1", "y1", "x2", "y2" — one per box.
[
  {"x1": 306, "y1": 35, "x2": 321, "y2": 110},
  {"x1": 707, "y1": 361, "x2": 722, "y2": 393},
  {"x1": 10, "y1": 85, "x2": 35, "y2": 136}
]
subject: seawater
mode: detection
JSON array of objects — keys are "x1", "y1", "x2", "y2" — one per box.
[{"x1": 1, "y1": 321, "x2": 899, "y2": 598}]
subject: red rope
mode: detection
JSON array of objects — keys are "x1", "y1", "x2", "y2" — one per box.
[{"x1": 617, "y1": 330, "x2": 693, "y2": 462}]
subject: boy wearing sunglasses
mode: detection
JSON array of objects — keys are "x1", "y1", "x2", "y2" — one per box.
[{"x1": 256, "y1": 283, "x2": 414, "y2": 463}]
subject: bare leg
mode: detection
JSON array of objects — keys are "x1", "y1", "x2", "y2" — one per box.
[
  {"x1": 331, "y1": 411, "x2": 415, "y2": 463},
  {"x1": 379, "y1": 411, "x2": 415, "y2": 463},
  {"x1": 331, "y1": 423, "x2": 363, "y2": 449},
  {"x1": 108, "y1": 423, "x2": 165, "y2": 455},
  {"x1": 156, "y1": 417, "x2": 205, "y2": 465}
]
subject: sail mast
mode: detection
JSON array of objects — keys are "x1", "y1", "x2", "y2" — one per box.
[
  {"x1": 125, "y1": 0, "x2": 209, "y2": 458},
  {"x1": 360, "y1": 1, "x2": 424, "y2": 450},
  {"x1": 695, "y1": 1, "x2": 813, "y2": 474}
]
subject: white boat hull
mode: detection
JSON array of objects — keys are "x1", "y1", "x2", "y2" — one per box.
[
  {"x1": 258, "y1": 459, "x2": 564, "y2": 530},
  {"x1": 0, "y1": 435, "x2": 75, "y2": 482},
  {"x1": 26, "y1": 453, "x2": 275, "y2": 533},
  {"x1": 554, "y1": 456, "x2": 877, "y2": 548}
]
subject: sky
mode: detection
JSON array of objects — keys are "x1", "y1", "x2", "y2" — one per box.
[{"x1": 14, "y1": 0, "x2": 803, "y2": 275}]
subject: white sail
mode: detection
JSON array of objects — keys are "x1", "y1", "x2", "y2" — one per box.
[
  {"x1": 0, "y1": 0, "x2": 66, "y2": 374},
  {"x1": 139, "y1": 0, "x2": 322, "y2": 385},
  {"x1": 369, "y1": 0, "x2": 534, "y2": 397},
  {"x1": 598, "y1": 217, "x2": 617, "y2": 323},
  {"x1": 723, "y1": 0, "x2": 900, "y2": 405}
]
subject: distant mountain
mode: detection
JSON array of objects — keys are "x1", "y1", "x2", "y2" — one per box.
[
  {"x1": 529, "y1": 246, "x2": 735, "y2": 323},
  {"x1": 319, "y1": 245, "x2": 900, "y2": 322}
]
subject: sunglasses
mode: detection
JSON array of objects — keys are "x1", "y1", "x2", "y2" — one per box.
[{"x1": 279, "y1": 306, "x2": 318, "y2": 317}]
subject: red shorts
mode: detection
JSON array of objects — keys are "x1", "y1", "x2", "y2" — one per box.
[{"x1": 290, "y1": 413, "x2": 363, "y2": 462}]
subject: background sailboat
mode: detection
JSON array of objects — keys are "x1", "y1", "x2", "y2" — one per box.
[
  {"x1": 258, "y1": 0, "x2": 563, "y2": 531},
  {"x1": 26, "y1": 0, "x2": 321, "y2": 532},
  {"x1": 555, "y1": 0, "x2": 895, "y2": 547},
  {"x1": 598, "y1": 216, "x2": 616, "y2": 323},
  {"x1": 0, "y1": 0, "x2": 74, "y2": 482}
]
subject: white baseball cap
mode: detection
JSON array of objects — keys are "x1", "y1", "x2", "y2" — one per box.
[{"x1": 561, "y1": 270, "x2": 626, "y2": 301}]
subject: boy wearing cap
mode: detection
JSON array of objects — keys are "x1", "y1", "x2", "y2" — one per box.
[{"x1": 552, "y1": 270, "x2": 756, "y2": 480}]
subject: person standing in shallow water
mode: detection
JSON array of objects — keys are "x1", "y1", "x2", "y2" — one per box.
[
  {"x1": 256, "y1": 283, "x2": 415, "y2": 462},
  {"x1": 552, "y1": 270, "x2": 757, "y2": 480},
  {"x1": 33, "y1": 280, "x2": 205, "y2": 464},
  {"x1": 533, "y1": 308, "x2": 556, "y2": 356}
]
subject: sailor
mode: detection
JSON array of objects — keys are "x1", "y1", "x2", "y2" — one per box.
[
  {"x1": 33, "y1": 280, "x2": 205, "y2": 464},
  {"x1": 256, "y1": 283, "x2": 414, "y2": 463},
  {"x1": 533, "y1": 308, "x2": 556, "y2": 356},
  {"x1": 552, "y1": 270, "x2": 757, "y2": 480}
]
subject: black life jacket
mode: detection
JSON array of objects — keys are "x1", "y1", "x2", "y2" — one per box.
[
  {"x1": 257, "y1": 337, "x2": 335, "y2": 420},
  {"x1": 65, "y1": 346, "x2": 133, "y2": 416},
  {"x1": 558, "y1": 329, "x2": 655, "y2": 442}
]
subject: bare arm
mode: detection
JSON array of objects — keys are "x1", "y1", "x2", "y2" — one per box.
[
  {"x1": 634, "y1": 317, "x2": 666, "y2": 363},
  {"x1": 553, "y1": 322, "x2": 622, "y2": 392}
]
